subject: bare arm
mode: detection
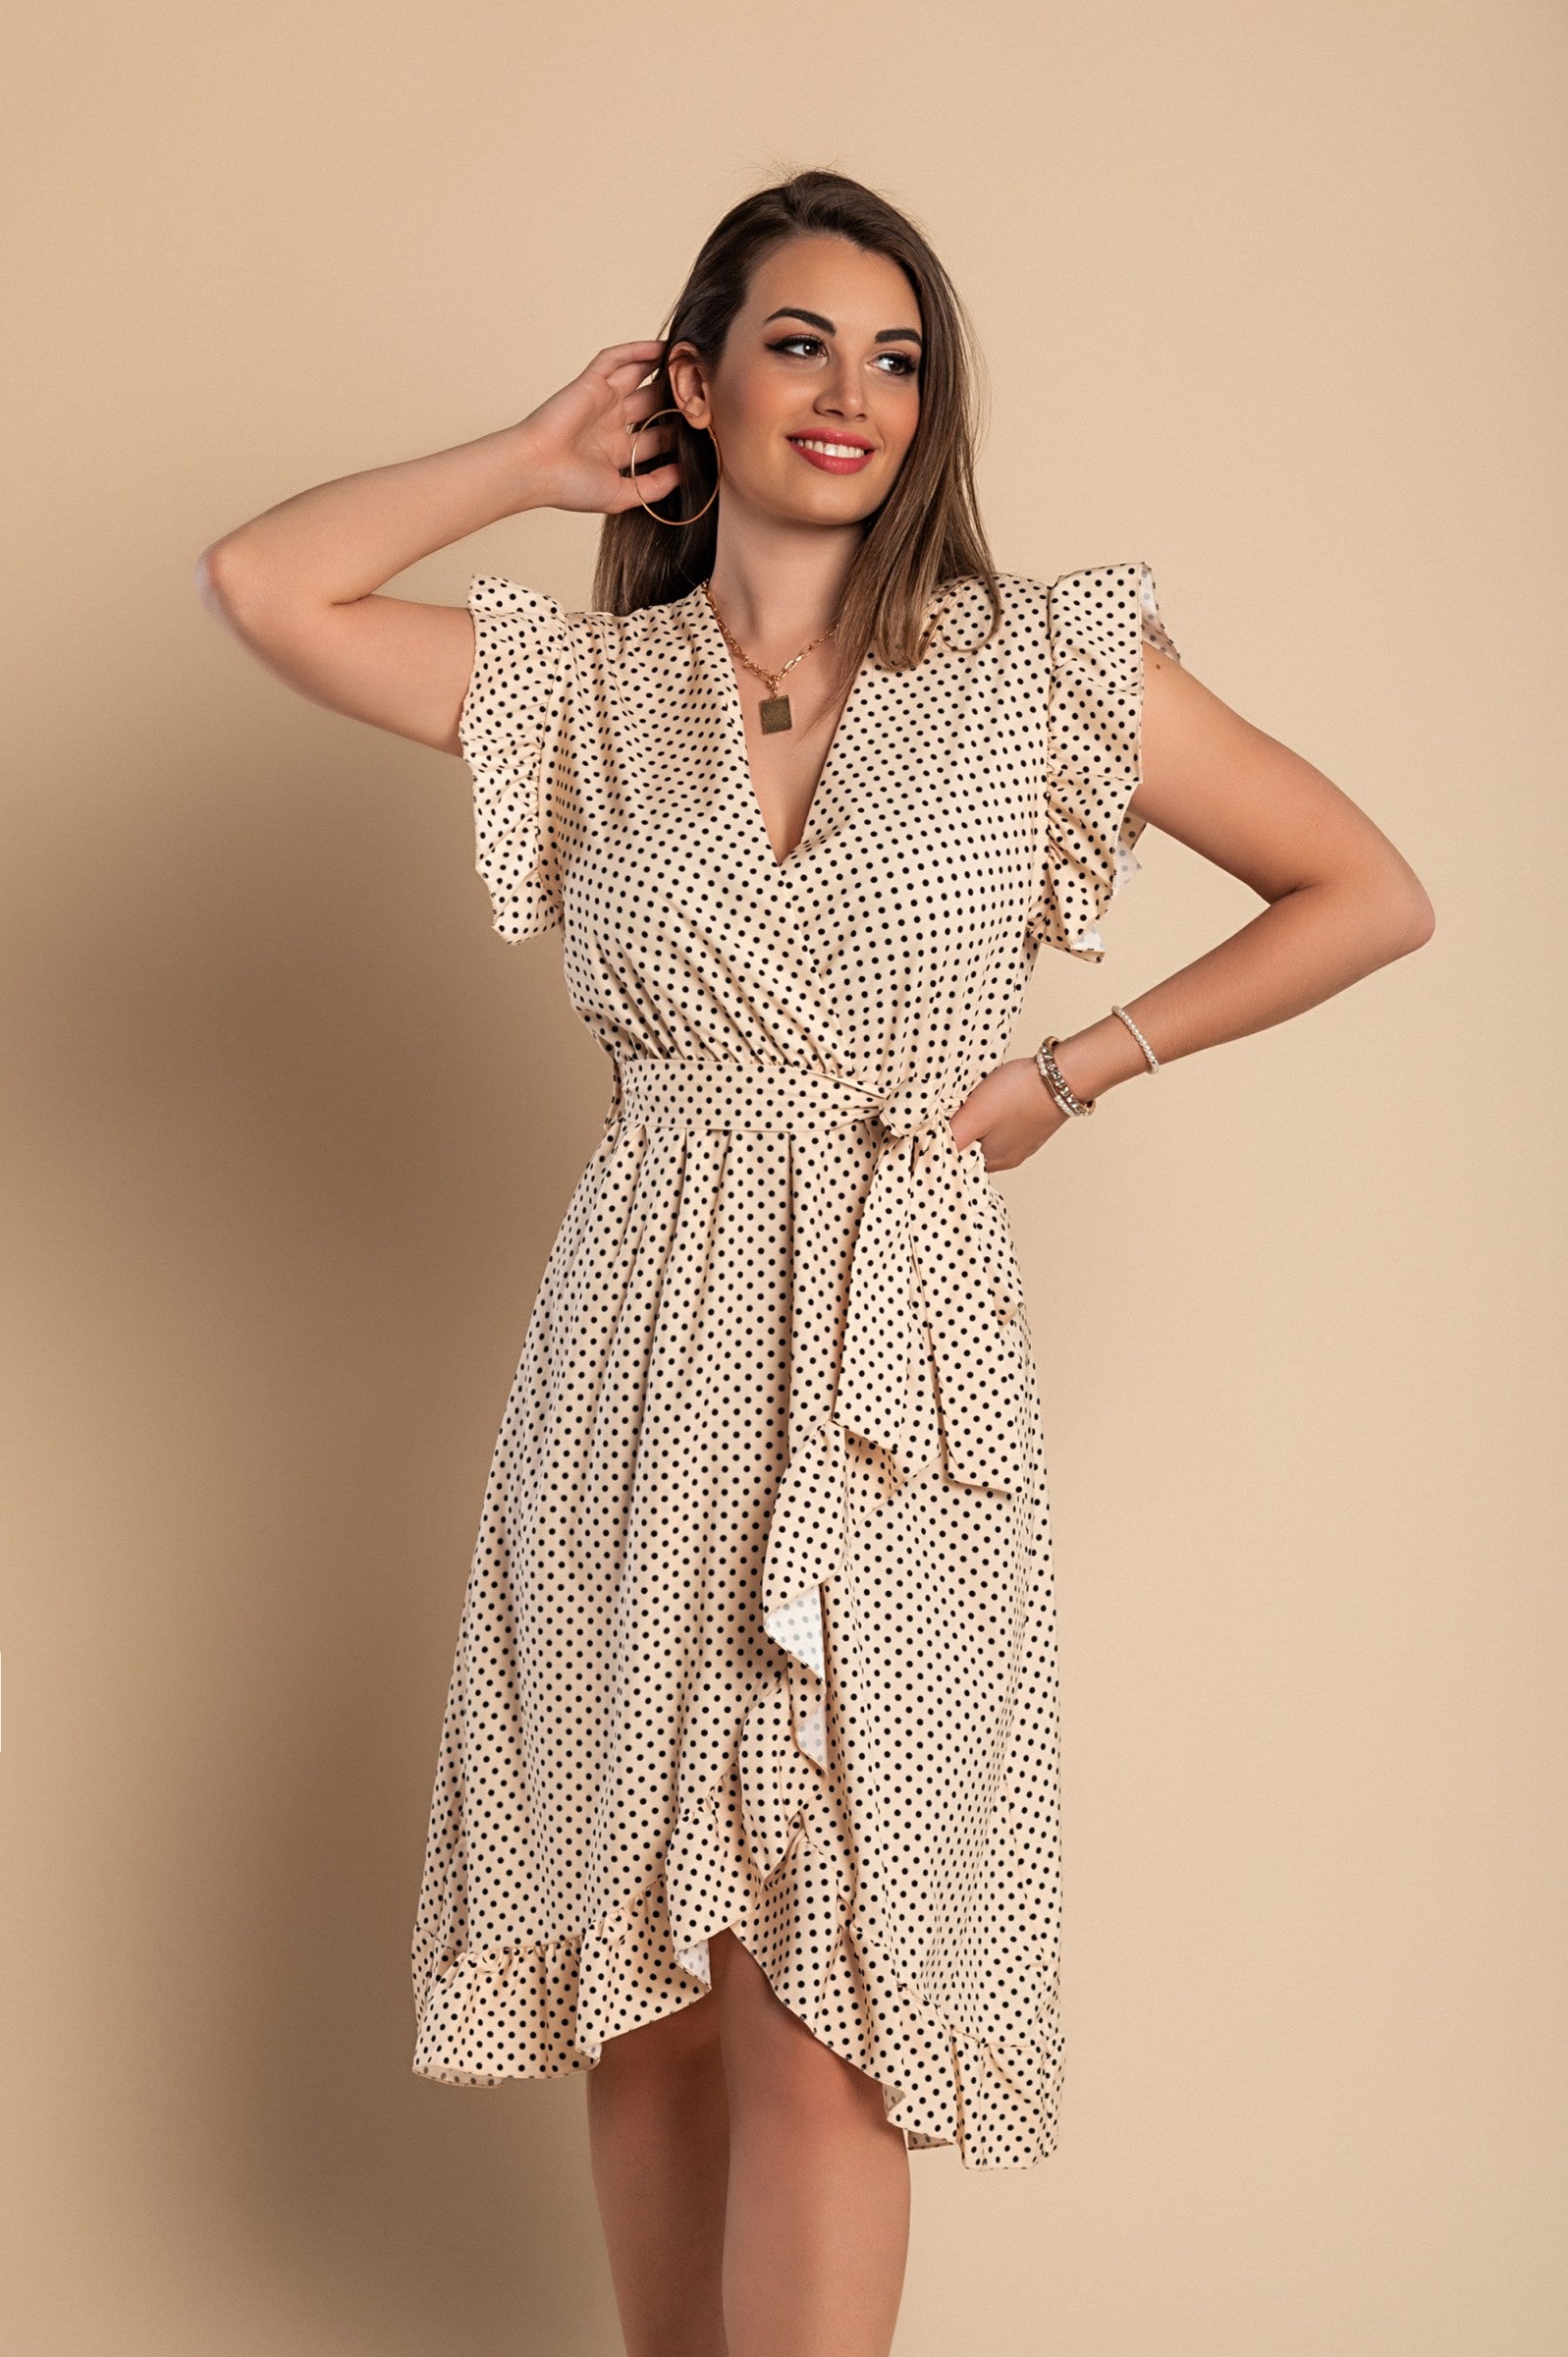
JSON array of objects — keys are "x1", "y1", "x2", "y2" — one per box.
[
  {"x1": 955, "y1": 644, "x2": 1437, "y2": 1169},
  {"x1": 191, "y1": 341, "x2": 678, "y2": 753}
]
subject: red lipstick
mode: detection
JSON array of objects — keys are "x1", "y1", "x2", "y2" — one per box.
[{"x1": 786, "y1": 433, "x2": 875, "y2": 474}]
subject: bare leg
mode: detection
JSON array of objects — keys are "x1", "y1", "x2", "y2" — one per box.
[
  {"x1": 711, "y1": 1926, "x2": 911, "y2": 2357},
  {"x1": 585, "y1": 1985, "x2": 731, "y2": 2357}
]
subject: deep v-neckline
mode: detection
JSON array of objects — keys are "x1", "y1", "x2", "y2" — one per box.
[{"x1": 694, "y1": 586, "x2": 868, "y2": 871}]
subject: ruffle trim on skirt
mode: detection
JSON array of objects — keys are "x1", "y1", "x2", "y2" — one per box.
[{"x1": 411, "y1": 1791, "x2": 1063, "y2": 2170}]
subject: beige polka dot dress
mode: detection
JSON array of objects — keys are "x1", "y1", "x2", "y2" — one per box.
[{"x1": 409, "y1": 560, "x2": 1181, "y2": 2168}]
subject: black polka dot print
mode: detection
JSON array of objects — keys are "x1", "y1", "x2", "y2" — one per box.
[{"x1": 409, "y1": 561, "x2": 1182, "y2": 2168}]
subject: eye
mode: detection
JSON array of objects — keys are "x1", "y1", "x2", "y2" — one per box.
[{"x1": 766, "y1": 334, "x2": 918, "y2": 377}]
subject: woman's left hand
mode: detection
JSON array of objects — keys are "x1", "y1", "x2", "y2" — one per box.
[{"x1": 947, "y1": 1057, "x2": 1071, "y2": 1172}]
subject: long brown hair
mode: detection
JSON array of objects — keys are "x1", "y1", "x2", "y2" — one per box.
[{"x1": 590, "y1": 168, "x2": 1002, "y2": 688}]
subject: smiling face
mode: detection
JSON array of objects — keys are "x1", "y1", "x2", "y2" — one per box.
[{"x1": 666, "y1": 234, "x2": 924, "y2": 529}]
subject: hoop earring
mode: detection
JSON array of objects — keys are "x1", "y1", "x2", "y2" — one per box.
[{"x1": 628, "y1": 410, "x2": 721, "y2": 526}]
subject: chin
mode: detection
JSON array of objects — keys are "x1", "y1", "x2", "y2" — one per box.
[{"x1": 772, "y1": 481, "x2": 884, "y2": 526}]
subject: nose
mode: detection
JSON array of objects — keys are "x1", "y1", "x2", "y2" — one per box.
[{"x1": 816, "y1": 354, "x2": 868, "y2": 417}]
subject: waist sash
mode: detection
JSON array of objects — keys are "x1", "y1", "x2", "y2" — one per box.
[{"x1": 606, "y1": 1054, "x2": 1030, "y2": 1794}]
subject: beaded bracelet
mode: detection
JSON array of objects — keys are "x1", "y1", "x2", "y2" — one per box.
[
  {"x1": 1110, "y1": 1004, "x2": 1161, "y2": 1072},
  {"x1": 1034, "y1": 1035, "x2": 1095, "y2": 1117},
  {"x1": 1035, "y1": 1007, "x2": 1163, "y2": 1120}
]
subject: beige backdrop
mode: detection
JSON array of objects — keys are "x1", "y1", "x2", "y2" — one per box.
[{"x1": 3, "y1": 2, "x2": 1563, "y2": 2352}]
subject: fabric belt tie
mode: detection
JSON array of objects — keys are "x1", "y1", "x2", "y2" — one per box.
[{"x1": 607, "y1": 1056, "x2": 1029, "y2": 1823}]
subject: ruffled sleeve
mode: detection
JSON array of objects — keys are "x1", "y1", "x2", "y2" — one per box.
[
  {"x1": 457, "y1": 576, "x2": 574, "y2": 940},
  {"x1": 1024, "y1": 560, "x2": 1182, "y2": 962}
]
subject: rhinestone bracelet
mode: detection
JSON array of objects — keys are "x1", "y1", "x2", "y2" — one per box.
[
  {"x1": 1034, "y1": 1035, "x2": 1096, "y2": 1117},
  {"x1": 1109, "y1": 1003, "x2": 1161, "y2": 1072}
]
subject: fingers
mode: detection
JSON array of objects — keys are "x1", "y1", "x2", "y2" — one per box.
[
  {"x1": 612, "y1": 463, "x2": 681, "y2": 512},
  {"x1": 620, "y1": 406, "x2": 679, "y2": 474},
  {"x1": 622, "y1": 386, "x2": 676, "y2": 430},
  {"x1": 618, "y1": 447, "x2": 680, "y2": 485},
  {"x1": 622, "y1": 393, "x2": 674, "y2": 440},
  {"x1": 592, "y1": 339, "x2": 670, "y2": 386}
]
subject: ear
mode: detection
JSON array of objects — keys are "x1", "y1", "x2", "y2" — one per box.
[{"x1": 665, "y1": 341, "x2": 712, "y2": 429}]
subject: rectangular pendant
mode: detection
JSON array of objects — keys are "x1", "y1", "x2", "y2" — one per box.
[{"x1": 759, "y1": 695, "x2": 793, "y2": 734}]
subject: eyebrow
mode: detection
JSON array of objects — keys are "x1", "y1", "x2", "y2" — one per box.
[{"x1": 762, "y1": 306, "x2": 923, "y2": 347}]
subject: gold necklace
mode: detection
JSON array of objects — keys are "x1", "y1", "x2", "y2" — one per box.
[{"x1": 702, "y1": 581, "x2": 839, "y2": 735}]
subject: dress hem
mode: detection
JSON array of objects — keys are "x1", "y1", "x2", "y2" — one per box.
[{"x1": 411, "y1": 1855, "x2": 1062, "y2": 2171}]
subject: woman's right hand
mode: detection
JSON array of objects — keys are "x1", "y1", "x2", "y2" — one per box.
[
  {"x1": 516, "y1": 340, "x2": 685, "y2": 516},
  {"x1": 193, "y1": 340, "x2": 690, "y2": 762}
]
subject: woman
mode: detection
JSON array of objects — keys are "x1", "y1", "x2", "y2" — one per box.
[{"x1": 196, "y1": 169, "x2": 1433, "y2": 2357}]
